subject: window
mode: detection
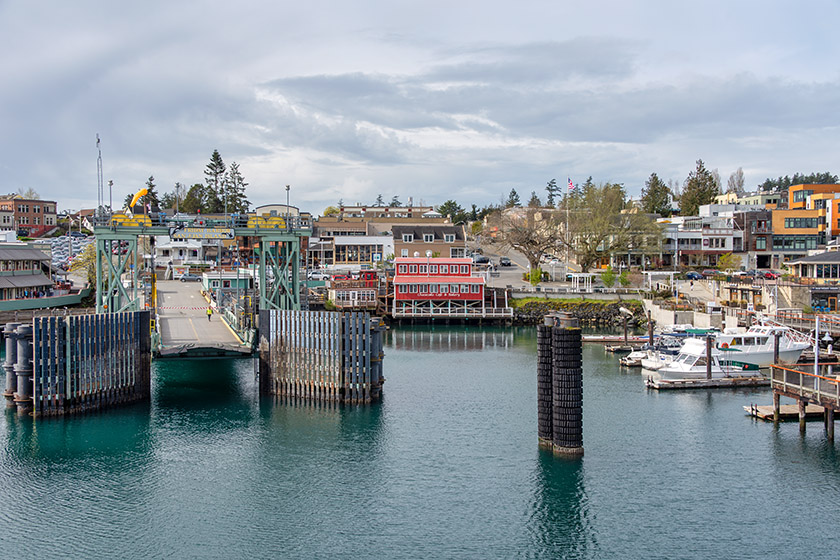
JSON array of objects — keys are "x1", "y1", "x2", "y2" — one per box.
[
  {"x1": 409, "y1": 284, "x2": 418, "y2": 293},
  {"x1": 440, "y1": 284, "x2": 448, "y2": 293},
  {"x1": 409, "y1": 265, "x2": 417, "y2": 273},
  {"x1": 460, "y1": 265, "x2": 469, "y2": 274},
  {"x1": 419, "y1": 284, "x2": 429, "y2": 293},
  {"x1": 33, "y1": 205, "x2": 40, "y2": 213},
  {"x1": 398, "y1": 285, "x2": 408, "y2": 294},
  {"x1": 402, "y1": 234, "x2": 414, "y2": 243},
  {"x1": 440, "y1": 265, "x2": 448, "y2": 274},
  {"x1": 398, "y1": 264, "x2": 407, "y2": 274},
  {"x1": 450, "y1": 247, "x2": 466, "y2": 258},
  {"x1": 460, "y1": 284, "x2": 469, "y2": 293},
  {"x1": 471, "y1": 284, "x2": 480, "y2": 293},
  {"x1": 401, "y1": 249, "x2": 408, "y2": 257},
  {"x1": 430, "y1": 265, "x2": 438, "y2": 274},
  {"x1": 424, "y1": 234, "x2": 434, "y2": 243},
  {"x1": 223, "y1": 280, "x2": 231, "y2": 288},
  {"x1": 755, "y1": 237, "x2": 766, "y2": 250},
  {"x1": 444, "y1": 234, "x2": 455, "y2": 243},
  {"x1": 450, "y1": 284, "x2": 459, "y2": 293},
  {"x1": 419, "y1": 265, "x2": 427, "y2": 274}
]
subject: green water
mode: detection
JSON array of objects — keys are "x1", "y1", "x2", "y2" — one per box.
[{"x1": 1, "y1": 325, "x2": 839, "y2": 559}]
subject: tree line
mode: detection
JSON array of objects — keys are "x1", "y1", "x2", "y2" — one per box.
[{"x1": 122, "y1": 149, "x2": 250, "y2": 214}]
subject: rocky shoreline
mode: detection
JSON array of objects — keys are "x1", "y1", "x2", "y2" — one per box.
[{"x1": 512, "y1": 300, "x2": 647, "y2": 327}]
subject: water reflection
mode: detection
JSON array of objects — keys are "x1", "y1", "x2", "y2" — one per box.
[
  {"x1": 528, "y1": 450, "x2": 596, "y2": 558},
  {"x1": 388, "y1": 325, "x2": 534, "y2": 352}
]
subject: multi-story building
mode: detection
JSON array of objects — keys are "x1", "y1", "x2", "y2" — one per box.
[
  {"x1": 660, "y1": 209, "x2": 744, "y2": 268},
  {"x1": 732, "y1": 209, "x2": 773, "y2": 269},
  {"x1": 392, "y1": 256, "x2": 486, "y2": 317},
  {"x1": 0, "y1": 242, "x2": 53, "y2": 300},
  {"x1": 392, "y1": 224, "x2": 468, "y2": 259},
  {"x1": 0, "y1": 196, "x2": 58, "y2": 237},
  {"x1": 338, "y1": 204, "x2": 437, "y2": 219}
]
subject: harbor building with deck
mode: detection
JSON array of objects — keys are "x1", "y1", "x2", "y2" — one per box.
[{"x1": 391, "y1": 256, "x2": 511, "y2": 319}]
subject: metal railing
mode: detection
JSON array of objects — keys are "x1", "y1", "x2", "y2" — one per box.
[
  {"x1": 772, "y1": 363, "x2": 840, "y2": 408},
  {"x1": 392, "y1": 306, "x2": 513, "y2": 318}
]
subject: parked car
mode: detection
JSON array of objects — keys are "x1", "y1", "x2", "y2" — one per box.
[
  {"x1": 307, "y1": 271, "x2": 329, "y2": 280},
  {"x1": 472, "y1": 255, "x2": 490, "y2": 265},
  {"x1": 701, "y1": 269, "x2": 721, "y2": 278},
  {"x1": 499, "y1": 256, "x2": 512, "y2": 267},
  {"x1": 179, "y1": 273, "x2": 202, "y2": 282},
  {"x1": 685, "y1": 271, "x2": 703, "y2": 280},
  {"x1": 763, "y1": 271, "x2": 779, "y2": 279}
]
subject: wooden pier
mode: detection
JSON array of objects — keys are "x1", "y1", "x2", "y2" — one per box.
[
  {"x1": 258, "y1": 309, "x2": 386, "y2": 404},
  {"x1": 3, "y1": 311, "x2": 151, "y2": 417},
  {"x1": 769, "y1": 363, "x2": 840, "y2": 439}
]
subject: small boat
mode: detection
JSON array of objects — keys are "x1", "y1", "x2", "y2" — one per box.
[
  {"x1": 606, "y1": 344, "x2": 636, "y2": 353},
  {"x1": 619, "y1": 349, "x2": 647, "y2": 367},
  {"x1": 656, "y1": 338, "x2": 763, "y2": 380}
]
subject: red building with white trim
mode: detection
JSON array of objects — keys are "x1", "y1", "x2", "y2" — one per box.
[{"x1": 392, "y1": 256, "x2": 512, "y2": 318}]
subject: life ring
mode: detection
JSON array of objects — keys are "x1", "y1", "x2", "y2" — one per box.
[{"x1": 720, "y1": 342, "x2": 729, "y2": 349}]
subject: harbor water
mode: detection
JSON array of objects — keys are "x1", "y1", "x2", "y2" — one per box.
[{"x1": 1, "y1": 325, "x2": 839, "y2": 558}]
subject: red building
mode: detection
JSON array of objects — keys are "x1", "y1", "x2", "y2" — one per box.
[{"x1": 392, "y1": 256, "x2": 491, "y2": 317}]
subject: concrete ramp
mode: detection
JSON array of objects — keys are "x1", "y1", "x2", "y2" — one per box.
[{"x1": 155, "y1": 280, "x2": 252, "y2": 358}]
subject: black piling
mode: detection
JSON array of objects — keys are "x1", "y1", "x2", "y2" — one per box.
[
  {"x1": 536, "y1": 322, "x2": 554, "y2": 446},
  {"x1": 538, "y1": 312, "x2": 584, "y2": 457}
]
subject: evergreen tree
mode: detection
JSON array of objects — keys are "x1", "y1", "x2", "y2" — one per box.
[
  {"x1": 527, "y1": 191, "x2": 542, "y2": 208},
  {"x1": 180, "y1": 184, "x2": 207, "y2": 214},
  {"x1": 437, "y1": 200, "x2": 464, "y2": 222},
  {"x1": 204, "y1": 149, "x2": 226, "y2": 213},
  {"x1": 545, "y1": 179, "x2": 560, "y2": 207},
  {"x1": 223, "y1": 161, "x2": 250, "y2": 213},
  {"x1": 375, "y1": 194, "x2": 384, "y2": 206},
  {"x1": 505, "y1": 188, "x2": 521, "y2": 208},
  {"x1": 390, "y1": 196, "x2": 402, "y2": 207},
  {"x1": 144, "y1": 175, "x2": 161, "y2": 210},
  {"x1": 470, "y1": 204, "x2": 478, "y2": 221},
  {"x1": 758, "y1": 171, "x2": 838, "y2": 192},
  {"x1": 641, "y1": 172, "x2": 671, "y2": 216},
  {"x1": 680, "y1": 159, "x2": 720, "y2": 216}
]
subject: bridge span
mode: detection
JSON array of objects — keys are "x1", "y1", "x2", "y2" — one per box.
[{"x1": 155, "y1": 280, "x2": 252, "y2": 358}]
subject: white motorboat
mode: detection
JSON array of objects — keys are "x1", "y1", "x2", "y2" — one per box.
[
  {"x1": 656, "y1": 338, "x2": 763, "y2": 380},
  {"x1": 713, "y1": 323, "x2": 810, "y2": 367}
]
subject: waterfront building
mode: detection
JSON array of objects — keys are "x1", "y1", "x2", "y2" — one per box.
[
  {"x1": 0, "y1": 195, "x2": 58, "y2": 237},
  {"x1": 0, "y1": 242, "x2": 53, "y2": 300},
  {"x1": 392, "y1": 256, "x2": 497, "y2": 318}
]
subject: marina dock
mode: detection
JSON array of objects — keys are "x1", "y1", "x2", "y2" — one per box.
[
  {"x1": 646, "y1": 375, "x2": 770, "y2": 390},
  {"x1": 745, "y1": 403, "x2": 825, "y2": 421}
]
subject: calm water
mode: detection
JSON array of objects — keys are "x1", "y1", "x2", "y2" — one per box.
[{"x1": 1, "y1": 326, "x2": 839, "y2": 559}]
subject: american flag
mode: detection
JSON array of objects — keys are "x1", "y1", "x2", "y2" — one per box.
[{"x1": 568, "y1": 178, "x2": 575, "y2": 191}]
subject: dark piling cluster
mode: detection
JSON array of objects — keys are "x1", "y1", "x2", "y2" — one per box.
[{"x1": 537, "y1": 312, "x2": 584, "y2": 457}]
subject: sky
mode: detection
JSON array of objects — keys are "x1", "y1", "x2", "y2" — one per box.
[{"x1": 1, "y1": 0, "x2": 838, "y2": 215}]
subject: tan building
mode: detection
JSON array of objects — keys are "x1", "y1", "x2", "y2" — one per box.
[
  {"x1": 392, "y1": 224, "x2": 467, "y2": 258},
  {"x1": 0, "y1": 195, "x2": 58, "y2": 237}
]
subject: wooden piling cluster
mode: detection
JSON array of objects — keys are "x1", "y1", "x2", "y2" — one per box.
[
  {"x1": 2, "y1": 311, "x2": 151, "y2": 417},
  {"x1": 259, "y1": 309, "x2": 386, "y2": 404},
  {"x1": 537, "y1": 312, "x2": 584, "y2": 457}
]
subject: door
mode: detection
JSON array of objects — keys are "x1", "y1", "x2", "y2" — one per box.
[{"x1": 829, "y1": 297, "x2": 837, "y2": 311}]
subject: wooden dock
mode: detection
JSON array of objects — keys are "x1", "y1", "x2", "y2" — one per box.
[
  {"x1": 646, "y1": 375, "x2": 770, "y2": 390},
  {"x1": 744, "y1": 403, "x2": 826, "y2": 422}
]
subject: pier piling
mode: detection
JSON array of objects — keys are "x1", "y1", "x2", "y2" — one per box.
[
  {"x1": 3, "y1": 322, "x2": 20, "y2": 407},
  {"x1": 537, "y1": 312, "x2": 583, "y2": 458},
  {"x1": 13, "y1": 324, "x2": 34, "y2": 416}
]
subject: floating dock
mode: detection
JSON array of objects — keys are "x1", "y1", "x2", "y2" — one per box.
[
  {"x1": 744, "y1": 403, "x2": 825, "y2": 421},
  {"x1": 646, "y1": 375, "x2": 770, "y2": 390}
]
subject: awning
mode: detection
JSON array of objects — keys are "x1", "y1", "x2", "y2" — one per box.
[{"x1": 0, "y1": 274, "x2": 54, "y2": 289}]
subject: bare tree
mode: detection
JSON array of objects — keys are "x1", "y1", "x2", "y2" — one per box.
[
  {"x1": 727, "y1": 167, "x2": 745, "y2": 196},
  {"x1": 489, "y1": 208, "x2": 563, "y2": 272}
]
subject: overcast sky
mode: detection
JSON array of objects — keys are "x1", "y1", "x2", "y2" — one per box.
[{"x1": 2, "y1": 0, "x2": 838, "y2": 215}]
